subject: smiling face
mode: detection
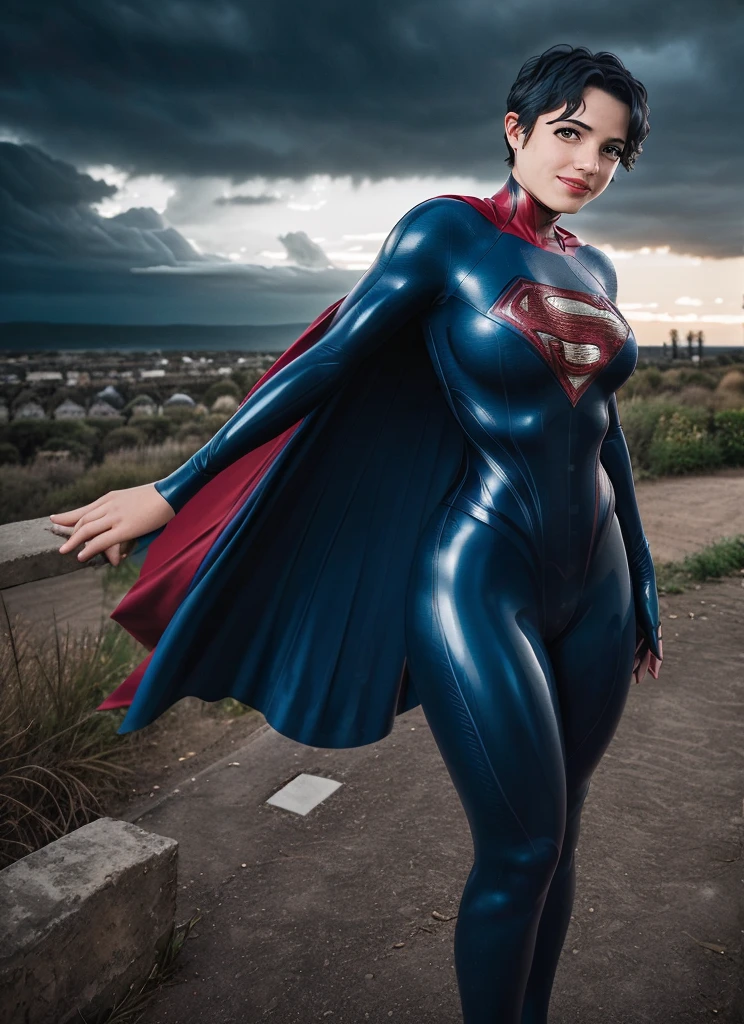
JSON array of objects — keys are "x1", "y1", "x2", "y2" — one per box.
[{"x1": 504, "y1": 85, "x2": 631, "y2": 213}]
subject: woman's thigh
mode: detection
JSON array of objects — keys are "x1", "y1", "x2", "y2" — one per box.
[
  {"x1": 404, "y1": 504, "x2": 568, "y2": 861},
  {"x1": 547, "y1": 514, "x2": 636, "y2": 788}
]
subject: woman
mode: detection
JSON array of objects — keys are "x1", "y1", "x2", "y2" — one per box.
[{"x1": 52, "y1": 43, "x2": 662, "y2": 1024}]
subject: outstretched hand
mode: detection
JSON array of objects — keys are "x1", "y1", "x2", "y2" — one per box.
[{"x1": 50, "y1": 483, "x2": 175, "y2": 567}]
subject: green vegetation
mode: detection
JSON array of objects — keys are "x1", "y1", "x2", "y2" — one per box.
[
  {"x1": 617, "y1": 360, "x2": 744, "y2": 477},
  {"x1": 655, "y1": 535, "x2": 744, "y2": 593}
]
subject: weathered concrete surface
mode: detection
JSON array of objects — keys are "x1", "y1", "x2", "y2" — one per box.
[
  {"x1": 0, "y1": 818, "x2": 178, "y2": 1024},
  {"x1": 118, "y1": 576, "x2": 743, "y2": 1024},
  {"x1": 0, "y1": 516, "x2": 108, "y2": 590}
]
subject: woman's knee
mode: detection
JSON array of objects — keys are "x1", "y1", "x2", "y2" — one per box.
[{"x1": 470, "y1": 835, "x2": 563, "y2": 910}]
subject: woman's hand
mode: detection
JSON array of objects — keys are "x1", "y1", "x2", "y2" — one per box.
[
  {"x1": 50, "y1": 483, "x2": 175, "y2": 567},
  {"x1": 632, "y1": 622, "x2": 663, "y2": 685}
]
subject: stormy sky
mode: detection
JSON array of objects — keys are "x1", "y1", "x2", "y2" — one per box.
[{"x1": 0, "y1": 1, "x2": 741, "y2": 344}]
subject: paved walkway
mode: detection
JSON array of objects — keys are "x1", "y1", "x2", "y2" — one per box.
[{"x1": 122, "y1": 576, "x2": 743, "y2": 1023}]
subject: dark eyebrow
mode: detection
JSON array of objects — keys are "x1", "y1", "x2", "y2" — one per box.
[{"x1": 548, "y1": 116, "x2": 626, "y2": 146}]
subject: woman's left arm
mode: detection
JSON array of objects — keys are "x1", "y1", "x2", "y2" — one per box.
[{"x1": 600, "y1": 393, "x2": 663, "y2": 681}]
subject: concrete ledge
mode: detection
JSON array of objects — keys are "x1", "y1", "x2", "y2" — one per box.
[
  {"x1": 0, "y1": 516, "x2": 108, "y2": 589},
  {"x1": 0, "y1": 817, "x2": 178, "y2": 1024}
]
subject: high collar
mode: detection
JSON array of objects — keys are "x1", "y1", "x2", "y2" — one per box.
[
  {"x1": 489, "y1": 172, "x2": 566, "y2": 251},
  {"x1": 481, "y1": 172, "x2": 584, "y2": 254},
  {"x1": 434, "y1": 173, "x2": 584, "y2": 254}
]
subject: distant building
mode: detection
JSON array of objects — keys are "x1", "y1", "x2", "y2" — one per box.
[
  {"x1": 95, "y1": 385, "x2": 125, "y2": 409},
  {"x1": 65, "y1": 370, "x2": 91, "y2": 386},
  {"x1": 26, "y1": 371, "x2": 63, "y2": 383},
  {"x1": 217, "y1": 367, "x2": 233, "y2": 376},
  {"x1": 53, "y1": 398, "x2": 86, "y2": 420},
  {"x1": 87, "y1": 400, "x2": 122, "y2": 418},
  {"x1": 163, "y1": 392, "x2": 196, "y2": 408},
  {"x1": 13, "y1": 400, "x2": 47, "y2": 420},
  {"x1": 140, "y1": 368, "x2": 166, "y2": 379}
]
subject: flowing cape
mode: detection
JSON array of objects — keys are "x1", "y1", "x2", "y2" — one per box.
[{"x1": 97, "y1": 193, "x2": 528, "y2": 748}]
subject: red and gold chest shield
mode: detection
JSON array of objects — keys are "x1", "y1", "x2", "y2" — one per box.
[{"x1": 489, "y1": 278, "x2": 631, "y2": 406}]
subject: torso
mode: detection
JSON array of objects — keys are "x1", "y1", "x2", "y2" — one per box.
[{"x1": 422, "y1": 203, "x2": 638, "y2": 599}]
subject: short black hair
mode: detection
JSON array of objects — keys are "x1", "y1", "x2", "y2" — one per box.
[{"x1": 504, "y1": 44, "x2": 650, "y2": 172}]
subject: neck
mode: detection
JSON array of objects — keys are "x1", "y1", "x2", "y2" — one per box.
[{"x1": 491, "y1": 171, "x2": 564, "y2": 249}]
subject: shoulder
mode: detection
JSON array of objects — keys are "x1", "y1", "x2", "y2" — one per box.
[
  {"x1": 383, "y1": 196, "x2": 469, "y2": 249},
  {"x1": 573, "y1": 243, "x2": 618, "y2": 302},
  {"x1": 380, "y1": 196, "x2": 488, "y2": 277}
]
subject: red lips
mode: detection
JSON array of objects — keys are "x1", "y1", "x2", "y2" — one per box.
[{"x1": 558, "y1": 176, "x2": 591, "y2": 192}]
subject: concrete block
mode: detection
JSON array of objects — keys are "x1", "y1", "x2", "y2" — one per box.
[{"x1": 0, "y1": 817, "x2": 178, "y2": 1024}]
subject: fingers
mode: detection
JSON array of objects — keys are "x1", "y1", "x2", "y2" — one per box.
[
  {"x1": 66, "y1": 508, "x2": 108, "y2": 543},
  {"x1": 647, "y1": 653, "x2": 662, "y2": 680},
  {"x1": 102, "y1": 542, "x2": 123, "y2": 567},
  {"x1": 49, "y1": 495, "x2": 109, "y2": 524},
  {"x1": 75, "y1": 527, "x2": 128, "y2": 562},
  {"x1": 58, "y1": 515, "x2": 113, "y2": 553},
  {"x1": 633, "y1": 647, "x2": 651, "y2": 685}
]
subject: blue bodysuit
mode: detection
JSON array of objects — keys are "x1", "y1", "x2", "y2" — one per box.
[{"x1": 120, "y1": 173, "x2": 661, "y2": 1024}]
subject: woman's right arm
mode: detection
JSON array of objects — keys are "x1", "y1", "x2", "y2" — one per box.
[{"x1": 154, "y1": 197, "x2": 458, "y2": 514}]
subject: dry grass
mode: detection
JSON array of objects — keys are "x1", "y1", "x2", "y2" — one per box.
[{"x1": 0, "y1": 599, "x2": 147, "y2": 869}]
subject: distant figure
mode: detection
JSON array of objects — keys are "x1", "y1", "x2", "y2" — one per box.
[
  {"x1": 697, "y1": 330, "x2": 704, "y2": 359},
  {"x1": 670, "y1": 329, "x2": 679, "y2": 360},
  {"x1": 662, "y1": 341, "x2": 668, "y2": 359},
  {"x1": 686, "y1": 330, "x2": 695, "y2": 359}
]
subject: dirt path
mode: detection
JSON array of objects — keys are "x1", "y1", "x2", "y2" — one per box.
[{"x1": 635, "y1": 467, "x2": 744, "y2": 563}]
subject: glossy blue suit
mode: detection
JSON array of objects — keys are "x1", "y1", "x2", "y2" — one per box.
[{"x1": 136, "y1": 174, "x2": 661, "y2": 1023}]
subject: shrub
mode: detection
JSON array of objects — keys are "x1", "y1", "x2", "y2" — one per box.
[
  {"x1": 656, "y1": 534, "x2": 744, "y2": 592},
  {"x1": 675, "y1": 385, "x2": 715, "y2": 409},
  {"x1": 713, "y1": 410, "x2": 744, "y2": 466},
  {"x1": 129, "y1": 415, "x2": 176, "y2": 445},
  {"x1": 102, "y1": 426, "x2": 147, "y2": 453},
  {"x1": 1, "y1": 420, "x2": 98, "y2": 464},
  {"x1": 203, "y1": 379, "x2": 241, "y2": 406},
  {"x1": 717, "y1": 369, "x2": 744, "y2": 395},
  {"x1": 647, "y1": 407, "x2": 722, "y2": 475},
  {"x1": 0, "y1": 442, "x2": 20, "y2": 466},
  {"x1": 617, "y1": 397, "x2": 680, "y2": 474}
]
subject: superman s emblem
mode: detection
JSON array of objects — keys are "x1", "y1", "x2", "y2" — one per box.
[{"x1": 489, "y1": 278, "x2": 630, "y2": 406}]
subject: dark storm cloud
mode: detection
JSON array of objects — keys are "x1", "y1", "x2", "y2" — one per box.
[
  {"x1": 0, "y1": 142, "x2": 209, "y2": 267},
  {"x1": 0, "y1": 0, "x2": 741, "y2": 257},
  {"x1": 0, "y1": 140, "x2": 359, "y2": 324},
  {"x1": 214, "y1": 193, "x2": 282, "y2": 206}
]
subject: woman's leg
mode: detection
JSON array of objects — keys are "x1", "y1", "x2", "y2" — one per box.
[
  {"x1": 405, "y1": 506, "x2": 568, "y2": 1024},
  {"x1": 520, "y1": 516, "x2": 636, "y2": 1024}
]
